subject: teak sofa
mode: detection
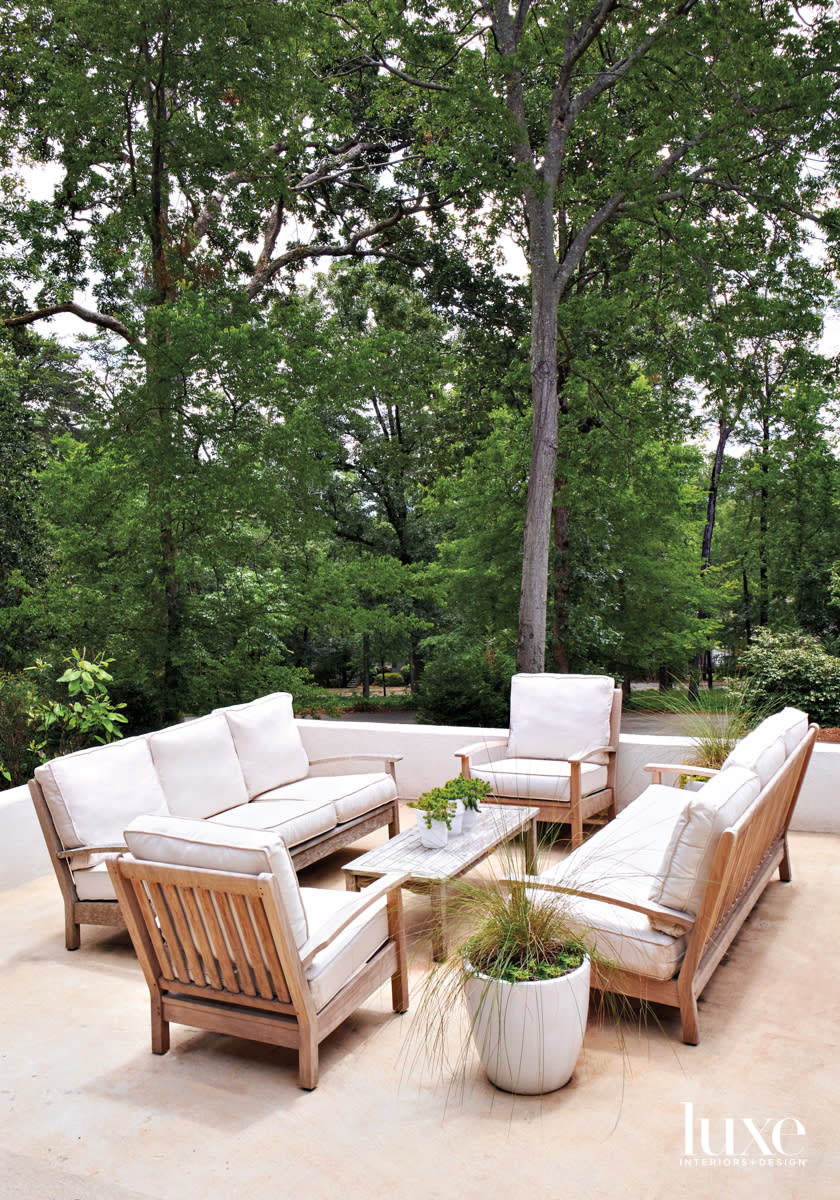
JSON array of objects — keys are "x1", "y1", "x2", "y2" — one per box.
[
  {"x1": 514, "y1": 706, "x2": 817, "y2": 1043},
  {"x1": 29, "y1": 692, "x2": 402, "y2": 950}
]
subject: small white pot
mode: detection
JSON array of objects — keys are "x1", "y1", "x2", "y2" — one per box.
[
  {"x1": 450, "y1": 799, "x2": 464, "y2": 836},
  {"x1": 417, "y1": 815, "x2": 449, "y2": 849},
  {"x1": 460, "y1": 805, "x2": 480, "y2": 833},
  {"x1": 463, "y1": 956, "x2": 590, "y2": 1094}
]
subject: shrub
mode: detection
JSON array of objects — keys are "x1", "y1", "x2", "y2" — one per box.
[
  {"x1": 739, "y1": 629, "x2": 840, "y2": 726},
  {"x1": 414, "y1": 635, "x2": 514, "y2": 727},
  {"x1": 373, "y1": 671, "x2": 406, "y2": 689},
  {"x1": 0, "y1": 671, "x2": 41, "y2": 785}
]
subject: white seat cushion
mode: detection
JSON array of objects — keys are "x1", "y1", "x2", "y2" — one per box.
[
  {"x1": 535, "y1": 889, "x2": 687, "y2": 982},
  {"x1": 149, "y1": 714, "x2": 249, "y2": 819},
  {"x1": 508, "y1": 673, "x2": 615, "y2": 760},
  {"x1": 525, "y1": 784, "x2": 692, "y2": 980},
  {"x1": 472, "y1": 758, "x2": 608, "y2": 802},
  {"x1": 650, "y1": 766, "x2": 761, "y2": 931},
  {"x1": 301, "y1": 887, "x2": 390, "y2": 1011},
  {"x1": 34, "y1": 735, "x2": 169, "y2": 866},
  {"x1": 542, "y1": 784, "x2": 690, "y2": 897},
  {"x1": 124, "y1": 814, "x2": 308, "y2": 947},
  {"x1": 207, "y1": 798, "x2": 337, "y2": 847},
  {"x1": 256, "y1": 773, "x2": 396, "y2": 823},
  {"x1": 218, "y1": 692, "x2": 309, "y2": 799},
  {"x1": 73, "y1": 861, "x2": 116, "y2": 901}
]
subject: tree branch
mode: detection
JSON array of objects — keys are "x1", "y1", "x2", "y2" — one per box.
[{"x1": 2, "y1": 302, "x2": 138, "y2": 346}]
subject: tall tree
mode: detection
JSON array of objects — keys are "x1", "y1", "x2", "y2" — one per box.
[
  {"x1": 338, "y1": 0, "x2": 840, "y2": 669},
  {"x1": 0, "y1": 1, "x2": 445, "y2": 717}
]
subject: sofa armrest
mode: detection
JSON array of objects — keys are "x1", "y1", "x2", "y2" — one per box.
[
  {"x1": 643, "y1": 762, "x2": 719, "y2": 785},
  {"x1": 307, "y1": 753, "x2": 403, "y2": 768},
  {"x1": 504, "y1": 875, "x2": 696, "y2": 933},
  {"x1": 298, "y1": 871, "x2": 409, "y2": 967}
]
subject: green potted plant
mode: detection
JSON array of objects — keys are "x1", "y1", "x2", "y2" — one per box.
[
  {"x1": 448, "y1": 776, "x2": 492, "y2": 832},
  {"x1": 407, "y1": 846, "x2": 619, "y2": 1096},
  {"x1": 408, "y1": 786, "x2": 458, "y2": 848}
]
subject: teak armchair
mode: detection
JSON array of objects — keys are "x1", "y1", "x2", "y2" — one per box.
[
  {"x1": 107, "y1": 815, "x2": 408, "y2": 1089},
  {"x1": 457, "y1": 673, "x2": 621, "y2": 848}
]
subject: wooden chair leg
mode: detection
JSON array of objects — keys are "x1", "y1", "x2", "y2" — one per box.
[
  {"x1": 298, "y1": 1028, "x2": 319, "y2": 1090},
  {"x1": 570, "y1": 804, "x2": 584, "y2": 850},
  {"x1": 779, "y1": 838, "x2": 792, "y2": 882},
  {"x1": 65, "y1": 909, "x2": 81, "y2": 951},
  {"x1": 679, "y1": 992, "x2": 700, "y2": 1045},
  {"x1": 151, "y1": 994, "x2": 170, "y2": 1055}
]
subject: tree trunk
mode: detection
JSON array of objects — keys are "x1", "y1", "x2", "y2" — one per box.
[
  {"x1": 517, "y1": 223, "x2": 560, "y2": 673},
  {"x1": 758, "y1": 411, "x2": 770, "y2": 626},
  {"x1": 362, "y1": 634, "x2": 370, "y2": 700}
]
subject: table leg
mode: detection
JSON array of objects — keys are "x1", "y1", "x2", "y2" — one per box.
[
  {"x1": 524, "y1": 818, "x2": 538, "y2": 874},
  {"x1": 429, "y1": 883, "x2": 447, "y2": 962},
  {"x1": 345, "y1": 873, "x2": 361, "y2": 892}
]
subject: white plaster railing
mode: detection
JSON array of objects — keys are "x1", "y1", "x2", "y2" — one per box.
[{"x1": 2, "y1": 720, "x2": 838, "y2": 892}]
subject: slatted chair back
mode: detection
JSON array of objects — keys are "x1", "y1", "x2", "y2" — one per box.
[{"x1": 110, "y1": 857, "x2": 310, "y2": 1018}]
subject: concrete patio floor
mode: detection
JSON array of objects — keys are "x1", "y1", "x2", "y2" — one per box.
[{"x1": 1, "y1": 819, "x2": 837, "y2": 1200}]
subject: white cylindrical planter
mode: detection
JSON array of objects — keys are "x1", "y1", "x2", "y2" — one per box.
[
  {"x1": 463, "y1": 956, "x2": 590, "y2": 1094},
  {"x1": 417, "y1": 815, "x2": 449, "y2": 849},
  {"x1": 450, "y1": 799, "x2": 464, "y2": 836},
  {"x1": 460, "y1": 805, "x2": 480, "y2": 833}
]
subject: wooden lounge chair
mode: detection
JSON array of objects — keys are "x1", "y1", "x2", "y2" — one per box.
[
  {"x1": 457, "y1": 673, "x2": 622, "y2": 848},
  {"x1": 107, "y1": 815, "x2": 408, "y2": 1088}
]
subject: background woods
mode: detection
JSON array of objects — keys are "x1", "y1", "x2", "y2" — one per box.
[{"x1": 1, "y1": 0, "x2": 840, "y2": 749}]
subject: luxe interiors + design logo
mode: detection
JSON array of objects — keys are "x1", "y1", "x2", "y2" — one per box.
[{"x1": 680, "y1": 1101, "x2": 807, "y2": 1168}]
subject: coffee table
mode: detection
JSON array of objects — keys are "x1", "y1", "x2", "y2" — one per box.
[{"x1": 342, "y1": 804, "x2": 539, "y2": 961}]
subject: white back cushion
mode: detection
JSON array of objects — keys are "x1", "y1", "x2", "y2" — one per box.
[
  {"x1": 35, "y1": 735, "x2": 168, "y2": 852},
  {"x1": 756, "y1": 707, "x2": 809, "y2": 756},
  {"x1": 508, "y1": 673, "x2": 615, "y2": 760},
  {"x1": 149, "y1": 713, "x2": 248, "y2": 818},
  {"x1": 124, "y1": 814, "x2": 308, "y2": 947},
  {"x1": 220, "y1": 692, "x2": 309, "y2": 799},
  {"x1": 720, "y1": 721, "x2": 786, "y2": 788},
  {"x1": 650, "y1": 766, "x2": 761, "y2": 925}
]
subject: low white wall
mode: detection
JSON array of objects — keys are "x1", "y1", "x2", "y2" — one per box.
[
  {"x1": 2, "y1": 722, "x2": 837, "y2": 892},
  {"x1": 297, "y1": 719, "x2": 839, "y2": 834}
]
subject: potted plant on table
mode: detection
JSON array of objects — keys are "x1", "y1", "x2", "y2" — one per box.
[
  {"x1": 449, "y1": 776, "x2": 491, "y2": 832},
  {"x1": 408, "y1": 786, "x2": 458, "y2": 848}
]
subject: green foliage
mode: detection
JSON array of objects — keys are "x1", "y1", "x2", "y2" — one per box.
[
  {"x1": 740, "y1": 629, "x2": 840, "y2": 726},
  {"x1": 26, "y1": 648, "x2": 127, "y2": 759},
  {"x1": 415, "y1": 635, "x2": 514, "y2": 727},
  {"x1": 0, "y1": 670, "x2": 40, "y2": 784},
  {"x1": 0, "y1": 649, "x2": 127, "y2": 784},
  {"x1": 659, "y1": 680, "x2": 773, "y2": 770},
  {"x1": 408, "y1": 787, "x2": 458, "y2": 829},
  {"x1": 408, "y1": 776, "x2": 492, "y2": 825}
]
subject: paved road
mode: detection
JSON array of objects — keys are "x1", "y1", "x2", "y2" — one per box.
[{"x1": 330, "y1": 708, "x2": 688, "y2": 735}]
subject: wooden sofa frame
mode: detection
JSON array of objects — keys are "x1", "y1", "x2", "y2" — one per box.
[
  {"x1": 457, "y1": 687, "x2": 622, "y2": 848},
  {"x1": 106, "y1": 853, "x2": 409, "y2": 1089},
  {"x1": 521, "y1": 723, "x2": 818, "y2": 1044},
  {"x1": 30, "y1": 754, "x2": 401, "y2": 951}
]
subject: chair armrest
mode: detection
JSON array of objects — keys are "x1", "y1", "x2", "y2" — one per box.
[
  {"x1": 56, "y1": 842, "x2": 128, "y2": 860},
  {"x1": 566, "y1": 744, "x2": 616, "y2": 764},
  {"x1": 502, "y1": 875, "x2": 696, "y2": 932},
  {"x1": 643, "y1": 762, "x2": 719, "y2": 785},
  {"x1": 298, "y1": 871, "x2": 410, "y2": 968},
  {"x1": 455, "y1": 739, "x2": 509, "y2": 778},
  {"x1": 307, "y1": 753, "x2": 403, "y2": 768}
]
